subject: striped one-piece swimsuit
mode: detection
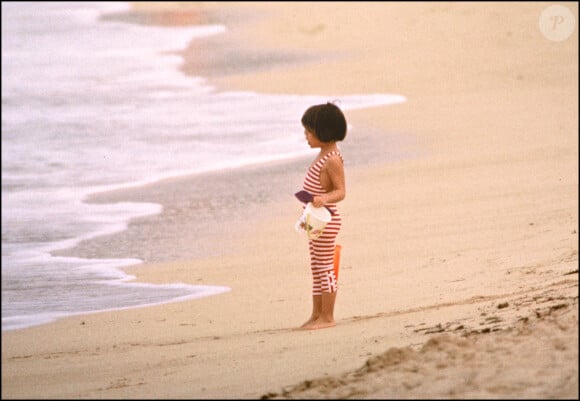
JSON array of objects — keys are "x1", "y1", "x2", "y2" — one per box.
[{"x1": 302, "y1": 150, "x2": 343, "y2": 295}]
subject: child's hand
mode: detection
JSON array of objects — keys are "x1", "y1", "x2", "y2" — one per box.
[{"x1": 312, "y1": 196, "x2": 325, "y2": 208}]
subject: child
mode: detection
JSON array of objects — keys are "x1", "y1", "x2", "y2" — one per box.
[{"x1": 298, "y1": 102, "x2": 347, "y2": 330}]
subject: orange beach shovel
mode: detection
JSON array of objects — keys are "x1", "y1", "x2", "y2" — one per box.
[{"x1": 333, "y1": 244, "x2": 342, "y2": 281}]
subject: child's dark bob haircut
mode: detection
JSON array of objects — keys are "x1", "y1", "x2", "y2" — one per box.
[{"x1": 301, "y1": 102, "x2": 347, "y2": 142}]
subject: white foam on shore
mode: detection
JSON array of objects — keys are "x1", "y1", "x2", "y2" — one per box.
[{"x1": 3, "y1": 284, "x2": 231, "y2": 332}]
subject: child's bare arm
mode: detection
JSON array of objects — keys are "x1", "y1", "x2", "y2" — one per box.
[{"x1": 313, "y1": 156, "x2": 345, "y2": 207}]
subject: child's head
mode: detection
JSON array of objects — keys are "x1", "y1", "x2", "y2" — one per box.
[{"x1": 301, "y1": 102, "x2": 347, "y2": 143}]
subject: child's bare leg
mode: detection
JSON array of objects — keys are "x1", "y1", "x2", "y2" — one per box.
[
  {"x1": 298, "y1": 295, "x2": 321, "y2": 329},
  {"x1": 301, "y1": 291, "x2": 337, "y2": 330}
]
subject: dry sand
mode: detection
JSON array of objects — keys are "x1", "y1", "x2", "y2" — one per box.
[{"x1": 2, "y1": 2, "x2": 578, "y2": 399}]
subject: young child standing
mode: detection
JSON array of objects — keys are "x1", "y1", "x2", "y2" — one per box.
[{"x1": 298, "y1": 102, "x2": 347, "y2": 330}]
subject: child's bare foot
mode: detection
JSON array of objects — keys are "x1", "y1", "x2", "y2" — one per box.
[
  {"x1": 293, "y1": 317, "x2": 318, "y2": 330},
  {"x1": 297, "y1": 318, "x2": 336, "y2": 330}
]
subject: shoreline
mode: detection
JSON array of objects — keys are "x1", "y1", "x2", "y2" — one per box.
[
  {"x1": 5, "y1": 1, "x2": 413, "y2": 332},
  {"x1": 2, "y1": 2, "x2": 578, "y2": 399}
]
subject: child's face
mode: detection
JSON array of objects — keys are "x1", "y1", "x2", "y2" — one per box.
[{"x1": 304, "y1": 127, "x2": 322, "y2": 148}]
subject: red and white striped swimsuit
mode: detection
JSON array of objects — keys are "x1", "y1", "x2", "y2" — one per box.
[{"x1": 302, "y1": 150, "x2": 343, "y2": 295}]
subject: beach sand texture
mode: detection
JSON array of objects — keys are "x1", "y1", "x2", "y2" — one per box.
[{"x1": 2, "y1": 2, "x2": 578, "y2": 399}]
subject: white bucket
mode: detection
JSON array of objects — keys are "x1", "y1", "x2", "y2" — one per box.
[{"x1": 295, "y1": 202, "x2": 332, "y2": 239}]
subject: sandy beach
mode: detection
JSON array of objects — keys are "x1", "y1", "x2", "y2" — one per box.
[{"x1": 2, "y1": 2, "x2": 578, "y2": 399}]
